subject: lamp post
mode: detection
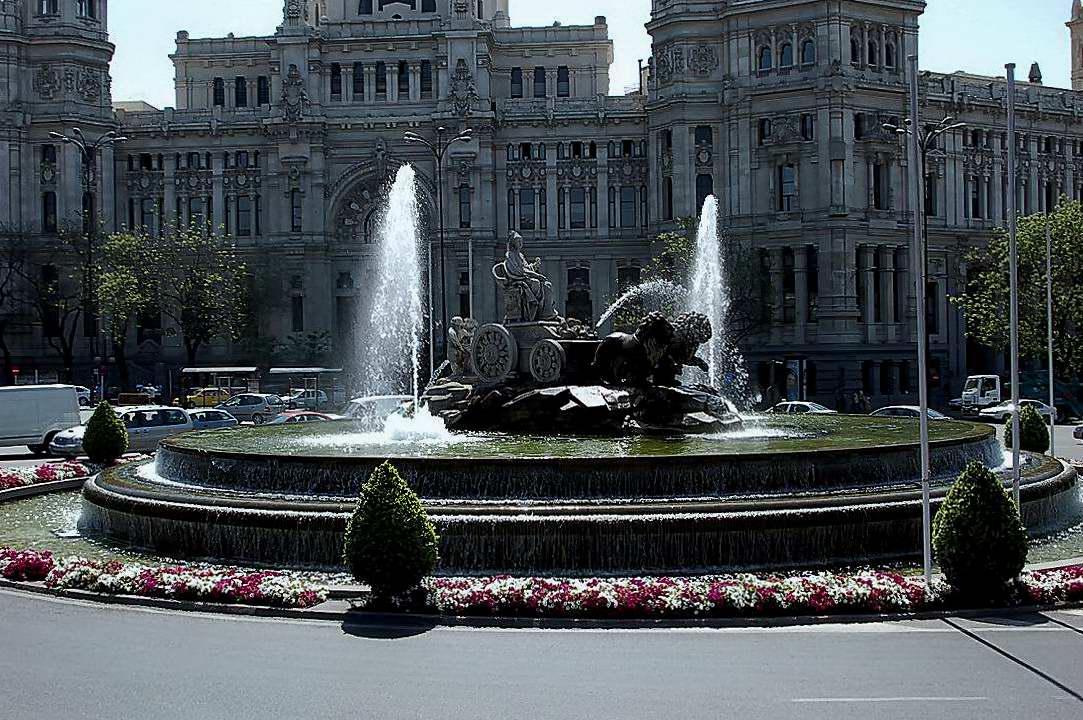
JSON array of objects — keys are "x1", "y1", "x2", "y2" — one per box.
[
  {"x1": 48, "y1": 128, "x2": 127, "y2": 381},
  {"x1": 1045, "y1": 214, "x2": 1056, "y2": 456},
  {"x1": 403, "y1": 126, "x2": 473, "y2": 372}
]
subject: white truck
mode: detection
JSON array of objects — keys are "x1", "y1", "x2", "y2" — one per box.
[
  {"x1": 960, "y1": 375, "x2": 1002, "y2": 416},
  {"x1": 0, "y1": 385, "x2": 82, "y2": 455}
]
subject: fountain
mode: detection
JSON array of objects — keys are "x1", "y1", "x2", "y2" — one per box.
[
  {"x1": 355, "y1": 164, "x2": 425, "y2": 402},
  {"x1": 76, "y1": 182, "x2": 1082, "y2": 575}
]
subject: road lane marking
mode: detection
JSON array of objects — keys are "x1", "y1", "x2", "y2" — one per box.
[{"x1": 793, "y1": 697, "x2": 988, "y2": 703}]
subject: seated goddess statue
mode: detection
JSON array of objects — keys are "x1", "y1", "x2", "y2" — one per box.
[{"x1": 492, "y1": 231, "x2": 561, "y2": 323}]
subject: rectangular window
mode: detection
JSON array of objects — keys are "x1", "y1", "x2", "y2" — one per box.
[
  {"x1": 291, "y1": 296, "x2": 304, "y2": 333},
  {"x1": 353, "y1": 63, "x2": 365, "y2": 98},
  {"x1": 257, "y1": 76, "x2": 271, "y2": 105},
  {"x1": 140, "y1": 198, "x2": 155, "y2": 230},
  {"x1": 459, "y1": 185, "x2": 471, "y2": 228},
  {"x1": 235, "y1": 77, "x2": 248, "y2": 108},
  {"x1": 510, "y1": 67, "x2": 523, "y2": 98},
  {"x1": 569, "y1": 187, "x2": 586, "y2": 229},
  {"x1": 238, "y1": 196, "x2": 252, "y2": 237},
  {"x1": 663, "y1": 177, "x2": 674, "y2": 220},
  {"x1": 189, "y1": 197, "x2": 205, "y2": 227},
  {"x1": 376, "y1": 62, "x2": 387, "y2": 98},
  {"x1": 607, "y1": 188, "x2": 616, "y2": 228},
  {"x1": 41, "y1": 144, "x2": 57, "y2": 166},
  {"x1": 398, "y1": 61, "x2": 410, "y2": 97},
  {"x1": 421, "y1": 61, "x2": 433, "y2": 98},
  {"x1": 331, "y1": 64, "x2": 343, "y2": 100},
  {"x1": 589, "y1": 188, "x2": 598, "y2": 228},
  {"x1": 694, "y1": 125, "x2": 712, "y2": 147},
  {"x1": 42, "y1": 192, "x2": 57, "y2": 233},
  {"x1": 557, "y1": 66, "x2": 570, "y2": 97},
  {"x1": 533, "y1": 67, "x2": 547, "y2": 98},
  {"x1": 519, "y1": 189, "x2": 536, "y2": 230},
  {"x1": 38, "y1": 0, "x2": 58, "y2": 14},
  {"x1": 620, "y1": 186, "x2": 636, "y2": 228},
  {"x1": 77, "y1": 0, "x2": 96, "y2": 19},
  {"x1": 539, "y1": 189, "x2": 547, "y2": 230},
  {"x1": 800, "y1": 114, "x2": 816, "y2": 141},
  {"x1": 640, "y1": 187, "x2": 648, "y2": 227},
  {"x1": 507, "y1": 189, "x2": 516, "y2": 230},
  {"x1": 291, "y1": 190, "x2": 303, "y2": 232},
  {"x1": 872, "y1": 163, "x2": 886, "y2": 210},
  {"x1": 778, "y1": 164, "x2": 796, "y2": 211},
  {"x1": 212, "y1": 78, "x2": 225, "y2": 107},
  {"x1": 255, "y1": 195, "x2": 262, "y2": 236},
  {"x1": 224, "y1": 196, "x2": 232, "y2": 235}
]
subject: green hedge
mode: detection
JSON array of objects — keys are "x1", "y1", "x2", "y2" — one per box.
[
  {"x1": 933, "y1": 461, "x2": 1028, "y2": 598},
  {"x1": 1004, "y1": 404, "x2": 1050, "y2": 454},
  {"x1": 342, "y1": 461, "x2": 439, "y2": 600},
  {"x1": 82, "y1": 402, "x2": 128, "y2": 465}
]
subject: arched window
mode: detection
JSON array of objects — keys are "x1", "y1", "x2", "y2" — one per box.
[
  {"x1": 506, "y1": 144, "x2": 516, "y2": 161},
  {"x1": 533, "y1": 67, "x2": 547, "y2": 98},
  {"x1": 359, "y1": 0, "x2": 373, "y2": 14},
  {"x1": 850, "y1": 36, "x2": 861, "y2": 65},
  {"x1": 801, "y1": 40, "x2": 816, "y2": 65},
  {"x1": 212, "y1": 78, "x2": 225, "y2": 107},
  {"x1": 695, "y1": 174, "x2": 714, "y2": 212},
  {"x1": 885, "y1": 43, "x2": 896, "y2": 68},
  {"x1": 867, "y1": 41, "x2": 879, "y2": 66},
  {"x1": 778, "y1": 43, "x2": 794, "y2": 67},
  {"x1": 758, "y1": 46, "x2": 773, "y2": 71}
]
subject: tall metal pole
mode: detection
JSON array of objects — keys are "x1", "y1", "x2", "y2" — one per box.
[
  {"x1": 435, "y1": 128, "x2": 448, "y2": 365},
  {"x1": 1046, "y1": 214, "x2": 1056, "y2": 456},
  {"x1": 1006, "y1": 64, "x2": 1021, "y2": 505},
  {"x1": 908, "y1": 55, "x2": 933, "y2": 587}
]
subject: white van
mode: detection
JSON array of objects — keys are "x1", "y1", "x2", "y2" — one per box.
[{"x1": 0, "y1": 385, "x2": 82, "y2": 455}]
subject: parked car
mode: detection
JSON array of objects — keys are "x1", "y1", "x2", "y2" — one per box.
[
  {"x1": 0, "y1": 385, "x2": 82, "y2": 455},
  {"x1": 51, "y1": 406, "x2": 194, "y2": 457},
  {"x1": 268, "y1": 411, "x2": 338, "y2": 425},
  {"x1": 766, "y1": 401, "x2": 838, "y2": 416},
  {"x1": 74, "y1": 386, "x2": 92, "y2": 406},
  {"x1": 342, "y1": 395, "x2": 412, "y2": 430},
  {"x1": 215, "y1": 394, "x2": 286, "y2": 425},
  {"x1": 870, "y1": 406, "x2": 950, "y2": 421},
  {"x1": 188, "y1": 409, "x2": 239, "y2": 431},
  {"x1": 979, "y1": 399, "x2": 1059, "y2": 423},
  {"x1": 285, "y1": 389, "x2": 329, "y2": 411},
  {"x1": 185, "y1": 387, "x2": 234, "y2": 409},
  {"x1": 1075, "y1": 425, "x2": 1083, "y2": 440}
]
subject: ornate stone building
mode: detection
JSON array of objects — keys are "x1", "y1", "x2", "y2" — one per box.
[{"x1": 3, "y1": 0, "x2": 1083, "y2": 404}]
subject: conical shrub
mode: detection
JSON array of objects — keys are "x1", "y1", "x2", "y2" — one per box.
[
  {"x1": 932, "y1": 461, "x2": 1028, "y2": 598},
  {"x1": 1004, "y1": 404, "x2": 1050, "y2": 453},
  {"x1": 82, "y1": 401, "x2": 128, "y2": 465},
  {"x1": 343, "y1": 461, "x2": 439, "y2": 599}
]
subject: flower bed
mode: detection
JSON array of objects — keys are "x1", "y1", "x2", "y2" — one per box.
[
  {"x1": 0, "y1": 455, "x2": 151, "y2": 492},
  {"x1": 421, "y1": 568, "x2": 1083, "y2": 619},
  {"x1": 0, "y1": 461, "x2": 92, "y2": 491},
  {"x1": 0, "y1": 549, "x2": 328, "y2": 609}
]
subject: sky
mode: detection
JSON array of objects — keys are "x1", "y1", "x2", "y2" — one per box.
[{"x1": 109, "y1": 0, "x2": 1076, "y2": 107}]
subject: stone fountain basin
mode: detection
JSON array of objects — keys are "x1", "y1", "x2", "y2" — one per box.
[{"x1": 75, "y1": 417, "x2": 1082, "y2": 573}]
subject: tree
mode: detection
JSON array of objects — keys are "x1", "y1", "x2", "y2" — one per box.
[
  {"x1": 953, "y1": 200, "x2": 1083, "y2": 376},
  {"x1": 156, "y1": 224, "x2": 249, "y2": 365},
  {"x1": 96, "y1": 230, "x2": 160, "y2": 389},
  {"x1": 0, "y1": 226, "x2": 30, "y2": 385},
  {"x1": 82, "y1": 400, "x2": 129, "y2": 465}
]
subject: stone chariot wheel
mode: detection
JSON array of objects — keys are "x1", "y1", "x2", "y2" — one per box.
[
  {"x1": 471, "y1": 324, "x2": 518, "y2": 384},
  {"x1": 529, "y1": 339, "x2": 566, "y2": 384}
]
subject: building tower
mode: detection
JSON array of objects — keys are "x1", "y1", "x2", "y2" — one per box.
[{"x1": 1069, "y1": 0, "x2": 1083, "y2": 90}]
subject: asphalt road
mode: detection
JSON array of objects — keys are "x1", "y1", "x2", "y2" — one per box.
[{"x1": 0, "y1": 590, "x2": 1081, "y2": 720}]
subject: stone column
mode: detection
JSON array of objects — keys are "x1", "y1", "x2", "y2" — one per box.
[
  {"x1": 769, "y1": 247, "x2": 785, "y2": 345},
  {"x1": 861, "y1": 245, "x2": 876, "y2": 338},
  {"x1": 343, "y1": 65, "x2": 353, "y2": 103},
  {"x1": 880, "y1": 246, "x2": 896, "y2": 343},
  {"x1": 409, "y1": 63, "x2": 421, "y2": 102},
  {"x1": 1028, "y1": 136, "x2": 1040, "y2": 213},
  {"x1": 867, "y1": 158, "x2": 875, "y2": 208},
  {"x1": 794, "y1": 245, "x2": 808, "y2": 341},
  {"x1": 895, "y1": 245, "x2": 910, "y2": 343},
  {"x1": 991, "y1": 136, "x2": 1004, "y2": 223},
  {"x1": 387, "y1": 64, "x2": 397, "y2": 102},
  {"x1": 979, "y1": 175, "x2": 989, "y2": 220}
]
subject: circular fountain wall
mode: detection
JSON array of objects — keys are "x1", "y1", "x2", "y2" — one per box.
[{"x1": 78, "y1": 417, "x2": 1080, "y2": 573}]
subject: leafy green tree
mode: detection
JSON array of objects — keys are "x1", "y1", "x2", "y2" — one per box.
[
  {"x1": 953, "y1": 200, "x2": 1083, "y2": 376},
  {"x1": 1004, "y1": 404, "x2": 1050, "y2": 453},
  {"x1": 83, "y1": 401, "x2": 129, "y2": 465},
  {"x1": 156, "y1": 224, "x2": 249, "y2": 365},
  {"x1": 96, "y1": 230, "x2": 160, "y2": 389},
  {"x1": 343, "y1": 462, "x2": 439, "y2": 601},
  {"x1": 0, "y1": 226, "x2": 30, "y2": 384}
]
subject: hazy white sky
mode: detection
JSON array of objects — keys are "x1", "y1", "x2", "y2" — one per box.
[{"x1": 109, "y1": 0, "x2": 1076, "y2": 107}]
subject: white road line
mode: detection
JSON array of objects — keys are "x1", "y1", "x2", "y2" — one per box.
[{"x1": 793, "y1": 697, "x2": 989, "y2": 704}]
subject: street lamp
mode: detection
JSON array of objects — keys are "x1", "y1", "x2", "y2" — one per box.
[
  {"x1": 48, "y1": 128, "x2": 127, "y2": 385},
  {"x1": 403, "y1": 126, "x2": 473, "y2": 372}
]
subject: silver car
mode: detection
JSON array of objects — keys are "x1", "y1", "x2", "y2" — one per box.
[
  {"x1": 285, "y1": 389, "x2": 329, "y2": 411},
  {"x1": 189, "y1": 409, "x2": 240, "y2": 431},
  {"x1": 50, "y1": 406, "x2": 194, "y2": 457},
  {"x1": 216, "y1": 393, "x2": 285, "y2": 424}
]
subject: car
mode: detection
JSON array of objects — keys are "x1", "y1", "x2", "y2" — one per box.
[
  {"x1": 1074, "y1": 425, "x2": 1083, "y2": 441},
  {"x1": 979, "y1": 399, "x2": 1059, "y2": 423},
  {"x1": 267, "y1": 411, "x2": 338, "y2": 425},
  {"x1": 74, "y1": 386, "x2": 92, "y2": 406},
  {"x1": 188, "y1": 409, "x2": 239, "y2": 431},
  {"x1": 870, "y1": 406, "x2": 950, "y2": 421},
  {"x1": 0, "y1": 385, "x2": 83, "y2": 455},
  {"x1": 284, "y1": 389, "x2": 329, "y2": 411},
  {"x1": 342, "y1": 395, "x2": 412, "y2": 430},
  {"x1": 184, "y1": 387, "x2": 234, "y2": 409},
  {"x1": 50, "y1": 406, "x2": 194, "y2": 457},
  {"x1": 215, "y1": 393, "x2": 286, "y2": 425},
  {"x1": 766, "y1": 401, "x2": 838, "y2": 415}
]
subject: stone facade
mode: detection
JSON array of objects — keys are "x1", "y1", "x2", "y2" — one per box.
[{"x1": 3, "y1": 0, "x2": 1083, "y2": 405}]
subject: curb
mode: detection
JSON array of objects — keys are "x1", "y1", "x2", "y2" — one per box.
[{"x1": 0, "y1": 477, "x2": 91, "y2": 502}]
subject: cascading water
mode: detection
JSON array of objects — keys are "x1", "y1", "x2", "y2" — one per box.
[
  {"x1": 356, "y1": 164, "x2": 425, "y2": 403},
  {"x1": 687, "y1": 195, "x2": 749, "y2": 404},
  {"x1": 596, "y1": 279, "x2": 689, "y2": 330}
]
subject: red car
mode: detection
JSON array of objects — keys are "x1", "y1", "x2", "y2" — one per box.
[{"x1": 267, "y1": 411, "x2": 339, "y2": 425}]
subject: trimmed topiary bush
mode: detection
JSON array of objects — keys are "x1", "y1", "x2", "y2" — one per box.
[
  {"x1": 1004, "y1": 404, "x2": 1050, "y2": 454},
  {"x1": 82, "y1": 401, "x2": 128, "y2": 465},
  {"x1": 343, "y1": 461, "x2": 439, "y2": 600},
  {"x1": 933, "y1": 461, "x2": 1028, "y2": 598}
]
